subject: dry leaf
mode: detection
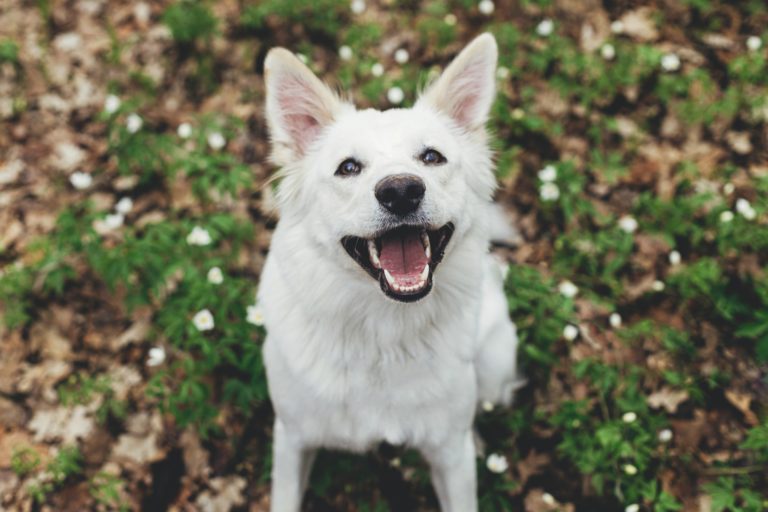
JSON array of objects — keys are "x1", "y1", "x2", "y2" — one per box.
[{"x1": 647, "y1": 387, "x2": 690, "y2": 413}]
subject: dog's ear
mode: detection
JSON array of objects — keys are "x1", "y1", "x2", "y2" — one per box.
[
  {"x1": 264, "y1": 49, "x2": 343, "y2": 162},
  {"x1": 417, "y1": 33, "x2": 497, "y2": 132}
]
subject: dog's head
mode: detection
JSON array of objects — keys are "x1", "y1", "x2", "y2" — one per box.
[{"x1": 264, "y1": 34, "x2": 498, "y2": 303}]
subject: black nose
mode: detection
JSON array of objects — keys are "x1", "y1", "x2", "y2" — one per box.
[{"x1": 375, "y1": 174, "x2": 426, "y2": 216}]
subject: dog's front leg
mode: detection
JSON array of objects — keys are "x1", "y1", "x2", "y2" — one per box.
[
  {"x1": 270, "y1": 418, "x2": 315, "y2": 512},
  {"x1": 422, "y1": 429, "x2": 478, "y2": 512}
]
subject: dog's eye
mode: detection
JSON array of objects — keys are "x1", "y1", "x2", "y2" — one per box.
[
  {"x1": 335, "y1": 158, "x2": 362, "y2": 177},
  {"x1": 420, "y1": 148, "x2": 447, "y2": 165}
]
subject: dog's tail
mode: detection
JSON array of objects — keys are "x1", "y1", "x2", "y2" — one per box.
[{"x1": 486, "y1": 203, "x2": 521, "y2": 247}]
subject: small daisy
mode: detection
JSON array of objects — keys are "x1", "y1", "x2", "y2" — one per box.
[
  {"x1": 394, "y1": 48, "x2": 409, "y2": 65},
  {"x1": 622, "y1": 411, "x2": 637, "y2": 423},
  {"x1": 735, "y1": 198, "x2": 756, "y2": 220},
  {"x1": 625, "y1": 505, "x2": 640, "y2": 512},
  {"x1": 177, "y1": 122, "x2": 192, "y2": 139},
  {"x1": 247, "y1": 303, "x2": 265, "y2": 326},
  {"x1": 146, "y1": 346, "x2": 166, "y2": 367},
  {"x1": 339, "y1": 45, "x2": 353, "y2": 61},
  {"x1": 601, "y1": 43, "x2": 616, "y2": 60},
  {"x1": 187, "y1": 226, "x2": 212, "y2": 246},
  {"x1": 126, "y1": 113, "x2": 143, "y2": 133},
  {"x1": 482, "y1": 400, "x2": 494, "y2": 412},
  {"x1": 658, "y1": 429, "x2": 673, "y2": 443},
  {"x1": 746, "y1": 35, "x2": 762, "y2": 52},
  {"x1": 652, "y1": 280, "x2": 665, "y2": 292},
  {"x1": 558, "y1": 280, "x2": 579, "y2": 298},
  {"x1": 387, "y1": 86, "x2": 405, "y2": 105},
  {"x1": 104, "y1": 94, "x2": 121, "y2": 114},
  {"x1": 207, "y1": 267, "x2": 224, "y2": 285},
  {"x1": 69, "y1": 171, "x2": 93, "y2": 190},
  {"x1": 537, "y1": 164, "x2": 557, "y2": 182},
  {"x1": 511, "y1": 108, "x2": 525, "y2": 120},
  {"x1": 486, "y1": 453, "x2": 509, "y2": 473},
  {"x1": 723, "y1": 183, "x2": 735, "y2": 195},
  {"x1": 496, "y1": 66, "x2": 510, "y2": 80},
  {"x1": 115, "y1": 197, "x2": 133, "y2": 215},
  {"x1": 719, "y1": 210, "x2": 734, "y2": 223},
  {"x1": 444, "y1": 13, "x2": 457, "y2": 26},
  {"x1": 371, "y1": 62, "x2": 384, "y2": 77},
  {"x1": 104, "y1": 213, "x2": 124, "y2": 230},
  {"x1": 536, "y1": 19, "x2": 554, "y2": 37},
  {"x1": 623, "y1": 464, "x2": 638, "y2": 475},
  {"x1": 610, "y1": 20, "x2": 625, "y2": 34},
  {"x1": 661, "y1": 53, "x2": 681, "y2": 72},
  {"x1": 563, "y1": 324, "x2": 579, "y2": 341},
  {"x1": 207, "y1": 132, "x2": 226, "y2": 150},
  {"x1": 478, "y1": 0, "x2": 495, "y2": 15},
  {"x1": 539, "y1": 182, "x2": 560, "y2": 201},
  {"x1": 193, "y1": 309, "x2": 215, "y2": 331},
  {"x1": 668, "y1": 250, "x2": 681, "y2": 266},
  {"x1": 610, "y1": 313, "x2": 623, "y2": 328},
  {"x1": 618, "y1": 215, "x2": 638, "y2": 233},
  {"x1": 350, "y1": 0, "x2": 366, "y2": 14}
]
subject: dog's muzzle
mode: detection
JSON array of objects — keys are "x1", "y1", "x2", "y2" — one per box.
[{"x1": 341, "y1": 223, "x2": 454, "y2": 303}]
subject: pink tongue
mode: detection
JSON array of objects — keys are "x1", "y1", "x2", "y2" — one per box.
[{"x1": 379, "y1": 229, "x2": 428, "y2": 286}]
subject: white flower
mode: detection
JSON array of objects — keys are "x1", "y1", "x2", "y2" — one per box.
[
  {"x1": 193, "y1": 309, "x2": 215, "y2": 331},
  {"x1": 246, "y1": 304, "x2": 264, "y2": 326},
  {"x1": 539, "y1": 182, "x2": 560, "y2": 201},
  {"x1": 207, "y1": 267, "x2": 224, "y2": 285},
  {"x1": 622, "y1": 411, "x2": 637, "y2": 423},
  {"x1": 601, "y1": 43, "x2": 616, "y2": 60},
  {"x1": 482, "y1": 400, "x2": 494, "y2": 412},
  {"x1": 207, "y1": 132, "x2": 226, "y2": 150},
  {"x1": 478, "y1": 0, "x2": 495, "y2": 15},
  {"x1": 511, "y1": 108, "x2": 525, "y2": 120},
  {"x1": 610, "y1": 313, "x2": 623, "y2": 329},
  {"x1": 658, "y1": 428, "x2": 673, "y2": 443},
  {"x1": 563, "y1": 324, "x2": 579, "y2": 341},
  {"x1": 735, "y1": 198, "x2": 756, "y2": 220},
  {"x1": 668, "y1": 250, "x2": 681, "y2": 266},
  {"x1": 538, "y1": 164, "x2": 557, "y2": 182},
  {"x1": 623, "y1": 464, "x2": 638, "y2": 475},
  {"x1": 536, "y1": 19, "x2": 554, "y2": 37},
  {"x1": 626, "y1": 504, "x2": 640, "y2": 512},
  {"x1": 387, "y1": 86, "x2": 405, "y2": 105},
  {"x1": 486, "y1": 453, "x2": 509, "y2": 473},
  {"x1": 610, "y1": 20, "x2": 625, "y2": 34},
  {"x1": 719, "y1": 210, "x2": 734, "y2": 223},
  {"x1": 104, "y1": 213, "x2": 124, "y2": 230},
  {"x1": 350, "y1": 0, "x2": 366, "y2": 14},
  {"x1": 371, "y1": 62, "x2": 384, "y2": 77},
  {"x1": 104, "y1": 94, "x2": 121, "y2": 114},
  {"x1": 747, "y1": 35, "x2": 762, "y2": 52},
  {"x1": 69, "y1": 171, "x2": 93, "y2": 190},
  {"x1": 496, "y1": 66, "x2": 510, "y2": 80},
  {"x1": 126, "y1": 113, "x2": 143, "y2": 133},
  {"x1": 186, "y1": 226, "x2": 212, "y2": 246},
  {"x1": 542, "y1": 493, "x2": 556, "y2": 506},
  {"x1": 618, "y1": 215, "x2": 638, "y2": 233},
  {"x1": 652, "y1": 280, "x2": 665, "y2": 292},
  {"x1": 339, "y1": 45, "x2": 353, "y2": 61},
  {"x1": 444, "y1": 13, "x2": 457, "y2": 26},
  {"x1": 394, "y1": 48, "x2": 409, "y2": 65},
  {"x1": 115, "y1": 197, "x2": 133, "y2": 215},
  {"x1": 558, "y1": 280, "x2": 579, "y2": 298},
  {"x1": 177, "y1": 122, "x2": 192, "y2": 139},
  {"x1": 146, "y1": 346, "x2": 166, "y2": 367},
  {"x1": 661, "y1": 53, "x2": 681, "y2": 72},
  {"x1": 723, "y1": 183, "x2": 735, "y2": 195}
]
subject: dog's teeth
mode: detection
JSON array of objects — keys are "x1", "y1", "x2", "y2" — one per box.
[
  {"x1": 420, "y1": 264, "x2": 430, "y2": 282},
  {"x1": 368, "y1": 240, "x2": 381, "y2": 269},
  {"x1": 384, "y1": 269, "x2": 395, "y2": 287}
]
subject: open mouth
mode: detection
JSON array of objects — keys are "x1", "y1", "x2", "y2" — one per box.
[{"x1": 341, "y1": 223, "x2": 454, "y2": 303}]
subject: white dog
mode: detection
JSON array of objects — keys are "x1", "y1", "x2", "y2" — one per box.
[{"x1": 259, "y1": 33, "x2": 522, "y2": 512}]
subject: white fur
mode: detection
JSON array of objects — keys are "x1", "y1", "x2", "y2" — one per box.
[{"x1": 260, "y1": 33, "x2": 522, "y2": 512}]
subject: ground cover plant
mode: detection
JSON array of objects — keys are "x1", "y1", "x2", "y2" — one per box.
[{"x1": 0, "y1": 0, "x2": 766, "y2": 510}]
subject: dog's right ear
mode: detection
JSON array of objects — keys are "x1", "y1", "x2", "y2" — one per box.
[{"x1": 264, "y1": 49, "x2": 343, "y2": 164}]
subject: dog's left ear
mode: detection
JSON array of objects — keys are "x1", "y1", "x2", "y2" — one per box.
[{"x1": 417, "y1": 33, "x2": 498, "y2": 132}]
